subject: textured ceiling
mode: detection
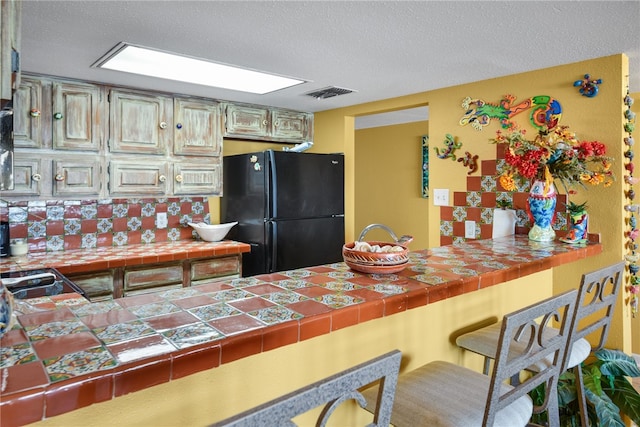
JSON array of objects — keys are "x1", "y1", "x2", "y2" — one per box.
[{"x1": 19, "y1": 1, "x2": 640, "y2": 123}]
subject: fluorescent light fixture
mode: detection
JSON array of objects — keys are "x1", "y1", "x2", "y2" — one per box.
[{"x1": 92, "y1": 43, "x2": 305, "y2": 94}]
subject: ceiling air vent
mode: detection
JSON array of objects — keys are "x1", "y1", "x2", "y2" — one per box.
[{"x1": 304, "y1": 86, "x2": 355, "y2": 100}]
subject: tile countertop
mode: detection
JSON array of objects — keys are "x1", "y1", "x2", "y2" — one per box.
[
  {"x1": 0, "y1": 236, "x2": 601, "y2": 427},
  {"x1": 0, "y1": 240, "x2": 252, "y2": 275}
]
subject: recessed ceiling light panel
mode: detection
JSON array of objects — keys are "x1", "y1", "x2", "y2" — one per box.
[{"x1": 92, "y1": 43, "x2": 306, "y2": 94}]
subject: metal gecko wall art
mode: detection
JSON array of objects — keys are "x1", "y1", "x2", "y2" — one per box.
[{"x1": 459, "y1": 94, "x2": 562, "y2": 131}]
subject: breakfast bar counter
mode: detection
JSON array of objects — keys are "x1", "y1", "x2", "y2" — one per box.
[{"x1": 0, "y1": 236, "x2": 601, "y2": 426}]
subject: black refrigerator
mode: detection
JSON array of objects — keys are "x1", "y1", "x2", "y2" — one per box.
[{"x1": 221, "y1": 150, "x2": 345, "y2": 277}]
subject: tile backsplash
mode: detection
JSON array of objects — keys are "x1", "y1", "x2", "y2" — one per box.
[{"x1": 0, "y1": 197, "x2": 210, "y2": 253}]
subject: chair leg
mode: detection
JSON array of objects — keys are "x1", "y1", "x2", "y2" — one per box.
[
  {"x1": 574, "y1": 364, "x2": 589, "y2": 426},
  {"x1": 483, "y1": 356, "x2": 491, "y2": 375}
]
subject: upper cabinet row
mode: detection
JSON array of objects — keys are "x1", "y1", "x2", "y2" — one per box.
[
  {"x1": 6, "y1": 74, "x2": 313, "y2": 199},
  {"x1": 0, "y1": 0, "x2": 21, "y2": 104}
]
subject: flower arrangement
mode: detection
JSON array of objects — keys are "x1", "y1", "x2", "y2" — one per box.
[{"x1": 491, "y1": 125, "x2": 615, "y2": 193}]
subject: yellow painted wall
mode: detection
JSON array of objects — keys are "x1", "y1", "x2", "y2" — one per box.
[
  {"x1": 354, "y1": 121, "x2": 429, "y2": 250},
  {"x1": 32, "y1": 272, "x2": 552, "y2": 427},
  {"x1": 315, "y1": 53, "x2": 633, "y2": 354}
]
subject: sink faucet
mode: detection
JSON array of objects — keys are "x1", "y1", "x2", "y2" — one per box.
[{"x1": 357, "y1": 224, "x2": 413, "y2": 245}]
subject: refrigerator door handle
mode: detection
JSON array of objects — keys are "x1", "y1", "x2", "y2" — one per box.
[
  {"x1": 267, "y1": 150, "x2": 277, "y2": 219},
  {"x1": 269, "y1": 221, "x2": 278, "y2": 273}
]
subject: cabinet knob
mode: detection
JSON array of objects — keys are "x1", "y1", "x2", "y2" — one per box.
[
  {"x1": 262, "y1": 120, "x2": 268, "y2": 126},
  {"x1": 274, "y1": 120, "x2": 279, "y2": 127},
  {"x1": 55, "y1": 173, "x2": 65, "y2": 181},
  {"x1": 176, "y1": 123, "x2": 182, "y2": 130},
  {"x1": 159, "y1": 122, "x2": 167, "y2": 129},
  {"x1": 30, "y1": 109, "x2": 40, "y2": 118},
  {"x1": 158, "y1": 175, "x2": 166, "y2": 183},
  {"x1": 175, "y1": 174, "x2": 184, "y2": 183},
  {"x1": 32, "y1": 173, "x2": 42, "y2": 182},
  {"x1": 53, "y1": 112, "x2": 63, "y2": 120}
]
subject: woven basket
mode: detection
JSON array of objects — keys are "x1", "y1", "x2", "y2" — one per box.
[{"x1": 342, "y1": 241, "x2": 409, "y2": 274}]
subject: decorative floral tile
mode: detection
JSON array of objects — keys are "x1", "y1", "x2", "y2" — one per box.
[
  {"x1": 247, "y1": 306, "x2": 302, "y2": 325},
  {"x1": 189, "y1": 303, "x2": 241, "y2": 321},
  {"x1": 326, "y1": 271, "x2": 356, "y2": 280},
  {"x1": 162, "y1": 323, "x2": 225, "y2": 349},
  {"x1": 159, "y1": 288, "x2": 201, "y2": 300},
  {"x1": 127, "y1": 302, "x2": 181, "y2": 318},
  {"x1": 369, "y1": 284, "x2": 407, "y2": 295},
  {"x1": 314, "y1": 293, "x2": 362, "y2": 309},
  {"x1": 24, "y1": 320, "x2": 90, "y2": 341},
  {"x1": 0, "y1": 342, "x2": 37, "y2": 368},
  {"x1": 466, "y1": 191, "x2": 481, "y2": 207},
  {"x1": 211, "y1": 289, "x2": 253, "y2": 302},
  {"x1": 263, "y1": 291, "x2": 308, "y2": 305},
  {"x1": 93, "y1": 320, "x2": 155, "y2": 345},
  {"x1": 440, "y1": 221, "x2": 453, "y2": 236},
  {"x1": 453, "y1": 207, "x2": 466, "y2": 222},
  {"x1": 43, "y1": 346, "x2": 118, "y2": 382},
  {"x1": 318, "y1": 281, "x2": 359, "y2": 291},
  {"x1": 272, "y1": 279, "x2": 312, "y2": 290},
  {"x1": 81, "y1": 204, "x2": 97, "y2": 220},
  {"x1": 481, "y1": 175, "x2": 496, "y2": 192},
  {"x1": 46, "y1": 205, "x2": 64, "y2": 221}
]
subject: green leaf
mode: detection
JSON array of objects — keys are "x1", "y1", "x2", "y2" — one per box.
[
  {"x1": 595, "y1": 349, "x2": 640, "y2": 377},
  {"x1": 602, "y1": 377, "x2": 640, "y2": 425},
  {"x1": 585, "y1": 388, "x2": 626, "y2": 427}
]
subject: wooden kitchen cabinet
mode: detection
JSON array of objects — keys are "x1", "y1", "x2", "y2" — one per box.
[
  {"x1": 108, "y1": 159, "x2": 170, "y2": 196},
  {"x1": 124, "y1": 262, "x2": 184, "y2": 297},
  {"x1": 108, "y1": 88, "x2": 172, "y2": 155},
  {"x1": 52, "y1": 155, "x2": 102, "y2": 196},
  {"x1": 12, "y1": 76, "x2": 43, "y2": 148},
  {"x1": 173, "y1": 97, "x2": 222, "y2": 156},
  {"x1": 8, "y1": 73, "x2": 311, "y2": 200},
  {"x1": 190, "y1": 256, "x2": 241, "y2": 285},
  {"x1": 173, "y1": 160, "x2": 221, "y2": 195},
  {"x1": 65, "y1": 254, "x2": 242, "y2": 300},
  {"x1": 65, "y1": 270, "x2": 117, "y2": 301},
  {"x1": 10, "y1": 154, "x2": 43, "y2": 196},
  {"x1": 223, "y1": 103, "x2": 313, "y2": 143},
  {"x1": 9, "y1": 153, "x2": 101, "y2": 197},
  {"x1": 52, "y1": 81, "x2": 105, "y2": 151},
  {"x1": 0, "y1": 0, "x2": 21, "y2": 103}
]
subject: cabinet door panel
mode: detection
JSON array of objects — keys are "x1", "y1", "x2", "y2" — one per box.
[
  {"x1": 174, "y1": 98, "x2": 221, "y2": 156},
  {"x1": 190, "y1": 256, "x2": 240, "y2": 281},
  {"x1": 12, "y1": 77, "x2": 43, "y2": 148},
  {"x1": 109, "y1": 89, "x2": 171, "y2": 155},
  {"x1": 224, "y1": 104, "x2": 269, "y2": 138},
  {"x1": 52, "y1": 157, "x2": 101, "y2": 196},
  {"x1": 271, "y1": 109, "x2": 312, "y2": 142},
  {"x1": 52, "y1": 82, "x2": 103, "y2": 151},
  {"x1": 124, "y1": 263, "x2": 183, "y2": 291},
  {"x1": 8, "y1": 155, "x2": 43, "y2": 196},
  {"x1": 66, "y1": 270, "x2": 115, "y2": 301},
  {"x1": 109, "y1": 160, "x2": 169, "y2": 196},
  {"x1": 173, "y1": 161, "x2": 221, "y2": 195}
]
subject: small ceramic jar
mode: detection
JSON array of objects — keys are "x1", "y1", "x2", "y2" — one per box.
[{"x1": 10, "y1": 239, "x2": 28, "y2": 256}]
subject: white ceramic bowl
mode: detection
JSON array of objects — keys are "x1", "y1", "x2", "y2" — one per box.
[{"x1": 188, "y1": 222, "x2": 238, "y2": 242}]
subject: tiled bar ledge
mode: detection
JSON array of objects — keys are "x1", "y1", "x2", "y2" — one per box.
[{"x1": 0, "y1": 235, "x2": 601, "y2": 426}]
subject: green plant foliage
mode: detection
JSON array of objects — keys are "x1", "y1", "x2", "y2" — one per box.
[{"x1": 530, "y1": 348, "x2": 640, "y2": 426}]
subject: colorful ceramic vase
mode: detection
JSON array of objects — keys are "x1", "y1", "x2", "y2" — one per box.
[
  {"x1": 561, "y1": 213, "x2": 589, "y2": 244},
  {"x1": 527, "y1": 180, "x2": 557, "y2": 242}
]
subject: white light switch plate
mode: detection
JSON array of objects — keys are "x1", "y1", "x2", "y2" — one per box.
[
  {"x1": 157, "y1": 212, "x2": 168, "y2": 229},
  {"x1": 465, "y1": 220, "x2": 476, "y2": 239},
  {"x1": 433, "y1": 189, "x2": 449, "y2": 206}
]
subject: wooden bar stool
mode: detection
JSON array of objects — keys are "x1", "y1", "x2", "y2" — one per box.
[
  {"x1": 362, "y1": 290, "x2": 578, "y2": 426},
  {"x1": 456, "y1": 261, "x2": 625, "y2": 426}
]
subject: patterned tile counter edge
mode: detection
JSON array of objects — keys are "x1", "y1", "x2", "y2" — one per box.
[{"x1": 0, "y1": 236, "x2": 602, "y2": 427}]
